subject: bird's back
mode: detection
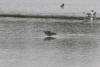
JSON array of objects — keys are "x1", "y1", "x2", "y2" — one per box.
[{"x1": 44, "y1": 31, "x2": 56, "y2": 36}]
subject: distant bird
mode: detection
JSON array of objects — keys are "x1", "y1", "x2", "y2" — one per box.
[
  {"x1": 44, "y1": 31, "x2": 56, "y2": 37},
  {"x1": 60, "y1": 3, "x2": 64, "y2": 9}
]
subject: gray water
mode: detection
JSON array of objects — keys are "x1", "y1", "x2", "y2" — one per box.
[{"x1": 0, "y1": 18, "x2": 100, "y2": 67}]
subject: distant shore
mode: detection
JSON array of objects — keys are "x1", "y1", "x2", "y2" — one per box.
[{"x1": 0, "y1": 14, "x2": 100, "y2": 20}]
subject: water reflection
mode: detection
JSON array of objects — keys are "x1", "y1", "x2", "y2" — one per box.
[{"x1": 44, "y1": 37, "x2": 56, "y2": 41}]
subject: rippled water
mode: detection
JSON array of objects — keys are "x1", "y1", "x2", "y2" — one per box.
[{"x1": 0, "y1": 18, "x2": 100, "y2": 67}]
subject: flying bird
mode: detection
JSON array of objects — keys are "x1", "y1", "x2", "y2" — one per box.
[{"x1": 60, "y1": 3, "x2": 64, "y2": 9}]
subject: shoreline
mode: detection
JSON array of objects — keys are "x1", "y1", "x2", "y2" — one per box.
[{"x1": 0, "y1": 14, "x2": 100, "y2": 20}]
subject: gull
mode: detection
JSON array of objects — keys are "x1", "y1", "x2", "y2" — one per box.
[
  {"x1": 44, "y1": 31, "x2": 56, "y2": 37},
  {"x1": 60, "y1": 3, "x2": 64, "y2": 9}
]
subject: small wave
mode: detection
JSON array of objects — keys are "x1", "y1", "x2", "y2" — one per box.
[
  {"x1": 54, "y1": 33, "x2": 85, "y2": 39},
  {"x1": 39, "y1": 33, "x2": 85, "y2": 39}
]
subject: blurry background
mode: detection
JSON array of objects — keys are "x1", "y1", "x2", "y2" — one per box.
[{"x1": 0, "y1": 0, "x2": 100, "y2": 17}]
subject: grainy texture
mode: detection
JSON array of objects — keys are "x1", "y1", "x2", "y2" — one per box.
[{"x1": 0, "y1": 18, "x2": 100, "y2": 67}]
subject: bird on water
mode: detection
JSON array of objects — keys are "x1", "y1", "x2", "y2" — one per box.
[{"x1": 44, "y1": 31, "x2": 56, "y2": 37}]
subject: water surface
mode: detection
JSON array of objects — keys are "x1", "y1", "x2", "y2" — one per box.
[{"x1": 0, "y1": 18, "x2": 100, "y2": 67}]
